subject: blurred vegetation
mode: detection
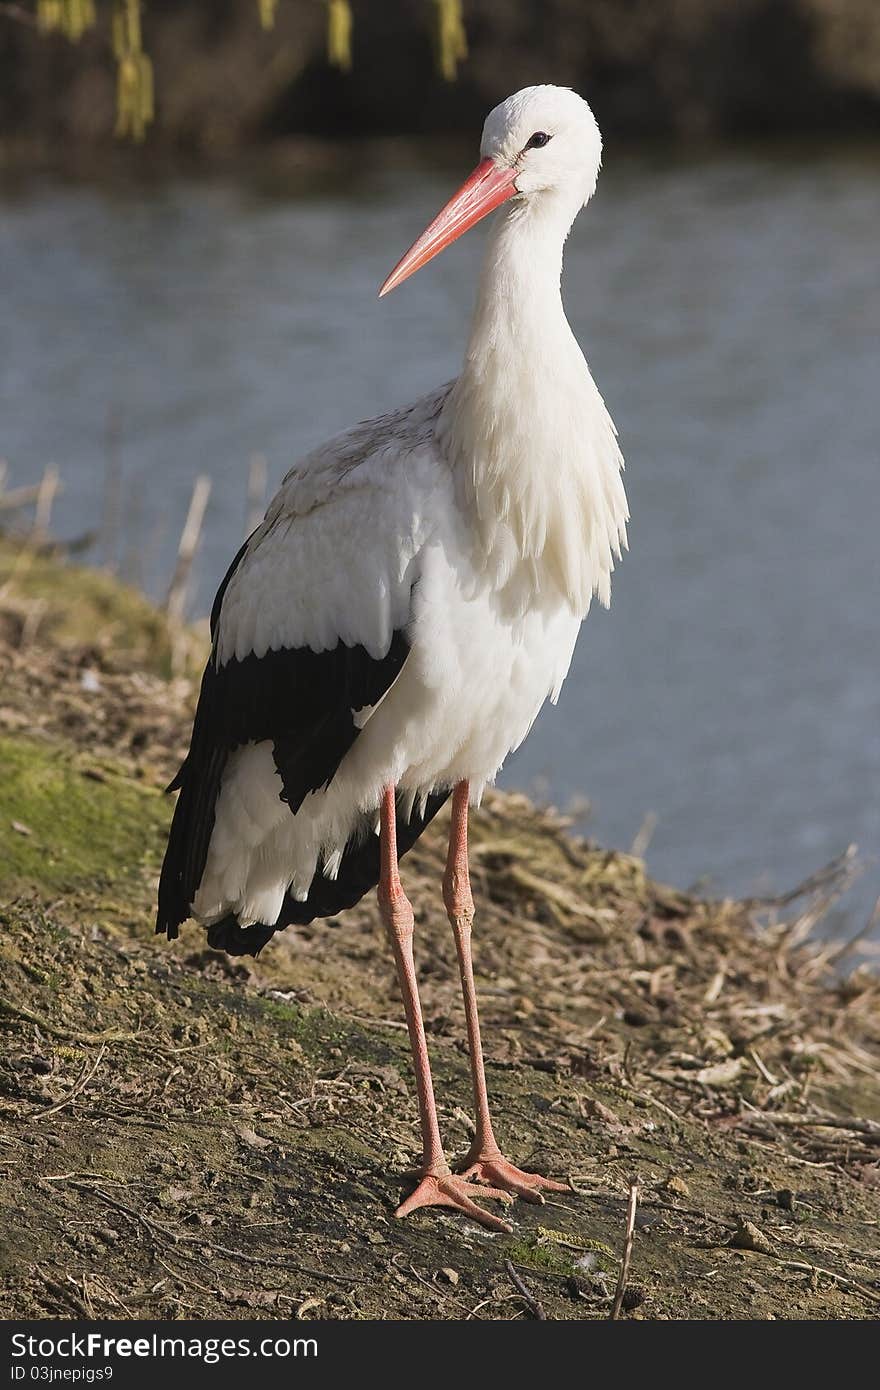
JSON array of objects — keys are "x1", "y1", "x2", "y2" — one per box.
[
  {"x1": 1, "y1": 0, "x2": 470, "y2": 144},
  {"x1": 0, "y1": 535, "x2": 194, "y2": 676},
  {"x1": 0, "y1": 0, "x2": 878, "y2": 158}
]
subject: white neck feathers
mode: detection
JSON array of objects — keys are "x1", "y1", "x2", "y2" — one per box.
[{"x1": 439, "y1": 197, "x2": 628, "y2": 617}]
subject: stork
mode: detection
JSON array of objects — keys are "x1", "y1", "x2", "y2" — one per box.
[{"x1": 157, "y1": 85, "x2": 628, "y2": 1232}]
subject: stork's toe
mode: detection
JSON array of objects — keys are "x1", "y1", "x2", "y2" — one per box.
[
  {"x1": 456, "y1": 1149, "x2": 570, "y2": 1201},
  {"x1": 395, "y1": 1172, "x2": 514, "y2": 1233}
]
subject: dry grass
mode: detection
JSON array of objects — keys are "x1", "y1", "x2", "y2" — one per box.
[{"x1": 1, "y1": 540, "x2": 878, "y2": 1320}]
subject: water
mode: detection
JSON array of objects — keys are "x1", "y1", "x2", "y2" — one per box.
[{"x1": 1, "y1": 148, "x2": 878, "y2": 930}]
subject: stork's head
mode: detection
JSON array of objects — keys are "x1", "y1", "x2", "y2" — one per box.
[
  {"x1": 379, "y1": 85, "x2": 602, "y2": 297},
  {"x1": 480, "y1": 85, "x2": 602, "y2": 207}
]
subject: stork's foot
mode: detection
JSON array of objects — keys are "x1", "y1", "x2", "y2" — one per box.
[
  {"x1": 395, "y1": 1171, "x2": 513, "y2": 1233},
  {"x1": 456, "y1": 1147, "x2": 570, "y2": 1203}
]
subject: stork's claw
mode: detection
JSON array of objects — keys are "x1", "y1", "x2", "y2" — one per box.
[
  {"x1": 456, "y1": 1148, "x2": 570, "y2": 1202},
  {"x1": 395, "y1": 1171, "x2": 514, "y2": 1233}
]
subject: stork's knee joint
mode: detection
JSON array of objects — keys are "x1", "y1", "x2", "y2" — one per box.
[
  {"x1": 443, "y1": 869, "x2": 474, "y2": 928},
  {"x1": 378, "y1": 884, "x2": 415, "y2": 941}
]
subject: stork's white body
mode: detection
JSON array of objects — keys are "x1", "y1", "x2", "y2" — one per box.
[
  {"x1": 165, "y1": 85, "x2": 629, "y2": 942},
  {"x1": 159, "y1": 82, "x2": 630, "y2": 1229}
]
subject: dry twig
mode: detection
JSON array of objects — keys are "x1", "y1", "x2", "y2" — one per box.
[
  {"x1": 30, "y1": 1044, "x2": 107, "y2": 1121},
  {"x1": 505, "y1": 1260, "x2": 547, "y2": 1320},
  {"x1": 610, "y1": 1182, "x2": 639, "y2": 1320}
]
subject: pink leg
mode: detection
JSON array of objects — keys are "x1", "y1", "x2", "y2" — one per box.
[
  {"x1": 445, "y1": 781, "x2": 569, "y2": 1201},
  {"x1": 378, "y1": 786, "x2": 512, "y2": 1233}
]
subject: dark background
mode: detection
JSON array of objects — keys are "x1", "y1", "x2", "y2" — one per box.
[{"x1": 2, "y1": 0, "x2": 879, "y2": 161}]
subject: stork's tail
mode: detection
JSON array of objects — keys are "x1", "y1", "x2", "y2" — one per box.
[{"x1": 158, "y1": 785, "x2": 450, "y2": 959}]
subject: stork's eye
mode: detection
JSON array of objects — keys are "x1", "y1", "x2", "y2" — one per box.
[{"x1": 525, "y1": 131, "x2": 551, "y2": 150}]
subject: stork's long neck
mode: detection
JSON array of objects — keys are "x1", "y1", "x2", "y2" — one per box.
[
  {"x1": 439, "y1": 198, "x2": 628, "y2": 617},
  {"x1": 466, "y1": 202, "x2": 569, "y2": 365}
]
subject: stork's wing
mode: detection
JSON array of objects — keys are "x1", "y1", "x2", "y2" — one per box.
[{"x1": 156, "y1": 440, "x2": 441, "y2": 944}]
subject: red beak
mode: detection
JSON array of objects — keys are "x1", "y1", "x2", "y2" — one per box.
[{"x1": 378, "y1": 158, "x2": 518, "y2": 298}]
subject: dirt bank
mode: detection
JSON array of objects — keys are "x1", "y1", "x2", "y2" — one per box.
[{"x1": 1, "y1": 538, "x2": 878, "y2": 1320}]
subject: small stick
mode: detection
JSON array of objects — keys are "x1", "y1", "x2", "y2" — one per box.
[
  {"x1": 776, "y1": 1259, "x2": 880, "y2": 1307},
  {"x1": 741, "y1": 1111, "x2": 880, "y2": 1144},
  {"x1": 610, "y1": 1181, "x2": 639, "y2": 1320},
  {"x1": 30, "y1": 1044, "x2": 106, "y2": 1121},
  {"x1": 19, "y1": 596, "x2": 47, "y2": 647},
  {"x1": 65, "y1": 1184, "x2": 360, "y2": 1287},
  {"x1": 32, "y1": 464, "x2": 60, "y2": 539},
  {"x1": 824, "y1": 894, "x2": 880, "y2": 969},
  {"x1": 630, "y1": 811, "x2": 657, "y2": 859},
  {"x1": 624, "y1": 1082, "x2": 682, "y2": 1125},
  {"x1": 0, "y1": 995, "x2": 137, "y2": 1045},
  {"x1": 0, "y1": 482, "x2": 46, "y2": 514},
  {"x1": 504, "y1": 1259, "x2": 546, "y2": 1320},
  {"x1": 749, "y1": 1048, "x2": 779, "y2": 1086},
  {"x1": 165, "y1": 474, "x2": 211, "y2": 622}
]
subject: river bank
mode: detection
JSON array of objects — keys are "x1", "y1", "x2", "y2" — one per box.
[{"x1": 0, "y1": 536, "x2": 878, "y2": 1320}]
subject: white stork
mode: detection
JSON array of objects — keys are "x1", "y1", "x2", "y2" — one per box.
[{"x1": 158, "y1": 85, "x2": 628, "y2": 1231}]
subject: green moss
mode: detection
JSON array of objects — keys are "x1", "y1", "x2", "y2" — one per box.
[
  {"x1": 250, "y1": 992, "x2": 404, "y2": 1071},
  {"x1": 507, "y1": 1236, "x2": 577, "y2": 1276},
  {"x1": 507, "y1": 1230, "x2": 619, "y2": 1279},
  {"x1": 255, "y1": 996, "x2": 305, "y2": 1024},
  {"x1": 0, "y1": 733, "x2": 169, "y2": 905},
  {"x1": 0, "y1": 538, "x2": 185, "y2": 677}
]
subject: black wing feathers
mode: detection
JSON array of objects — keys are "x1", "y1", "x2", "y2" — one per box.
[
  {"x1": 210, "y1": 535, "x2": 251, "y2": 640},
  {"x1": 226, "y1": 633, "x2": 410, "y2": 814},
  {"x1": 156, "y1": 537, "x2": 416, "y2": 947}
]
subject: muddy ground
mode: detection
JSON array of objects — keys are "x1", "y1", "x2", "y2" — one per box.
[{"x1": 1, "y1": 539, "x2": 878, "y2": 1321}]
